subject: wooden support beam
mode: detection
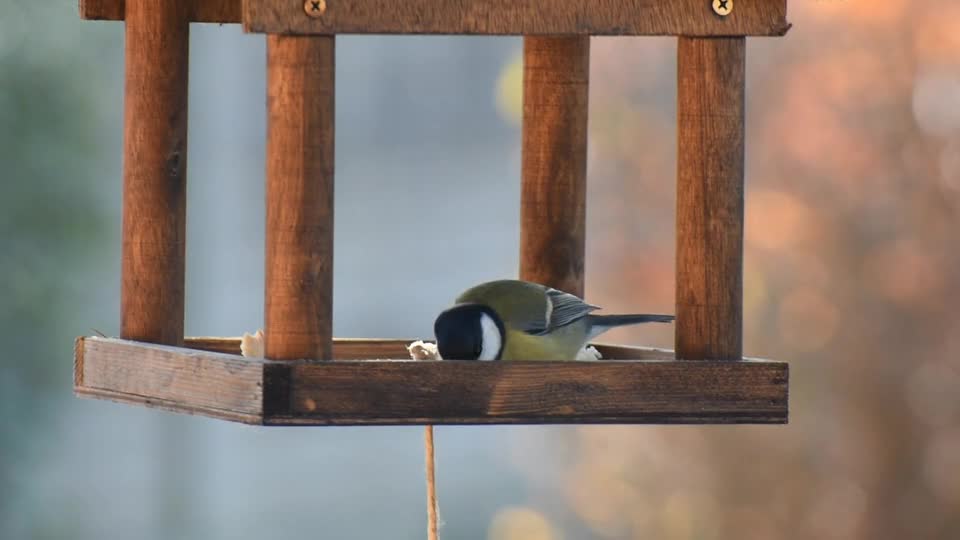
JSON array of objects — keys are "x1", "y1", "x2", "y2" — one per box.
[
  {"x1": 520, "y1": 36, "x2": 589, "y2": 296},
  {"x1": 74, "y1": 337, "x2": 789, "y2": 425},
  {"x1": 264, "y1": 35, "x2": 335, "y2": 362},
  {"x1": 676, "y1": 37, "x2": 746, "y2": 360},
  {"x1": 278, "y1": 359, "x2": 785, "y2": 424},
  {"x1": 120, "y1": 0, "x2": 189, "y2": 346},
  {"x1": 79, "y1": 0, "x2": 240, "y2": 23},
  {"x1": 243, "y1": 0, "x2": 790, "y2": 36}
]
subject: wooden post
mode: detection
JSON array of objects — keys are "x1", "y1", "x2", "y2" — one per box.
[
  {"x1": 120, "y1": 0, "x2": 190, "y2": 345},
  {"x1": 675, "y1": 37, "x2": 745, "y2": 360},
  {"x1": 520, "y1": 36, "x2": 590, "y2": 296},
  {"x1": 264, "y1": 35, "x2": 335, "y2": 361}
]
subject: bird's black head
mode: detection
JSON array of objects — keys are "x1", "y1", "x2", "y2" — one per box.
[{"x1": 433, "y1": 303, "x2": 505, "y2": 361}]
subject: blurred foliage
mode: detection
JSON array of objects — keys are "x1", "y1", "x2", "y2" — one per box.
[
  {"x1": 495, "y1": 51, "x2": 523, "y2": 126},
  {"x1": 488, "y1": 506, "x2": 561, "y2": 540},
  {"x1": 491, "y1": 1, "x2": 960, "y2": 539},
  {"x1": 0, "y1": 1, "x2": 114, "y2": 537}
]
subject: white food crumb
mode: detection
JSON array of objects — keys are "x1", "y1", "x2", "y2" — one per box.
[
  {"x1": 407, "y1": 340, "x2": 442, "y2": 361},
  {"x1": 576, "y1": 345, "x2": 603, "y2": 361},
  {"x1": 240, "y1": 329, "x2": 265, "y2": 359}
]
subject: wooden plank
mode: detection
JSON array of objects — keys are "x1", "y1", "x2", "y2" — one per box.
[
  {"x1": 75, "y1": 337, "x2": 264, "y2": 424},
  {"x1": 520, "y1": 36, "x2": 589, "y2": 296},
  {"x1": 274, "y1": 359, "x2": 788, "y2": 425},
  {"x1": 675, "y1": 37, "x2": 745, "y2": 360},
  {"x1": 75, "y1": 337, "x2": 787, "y2": 425},
  {"x1": 186, "y1": 337, "x2": 418, "y2": 359},
  {"x1": 120, "y1": 0, "x2": 189, "y2": 346},
  {"x1": 184, "y1": 336, "x2": 246, "y2": 355},
  {"x1": 264, "y1": 35, "x2": 336, "y2": 362},
  {"x1": 243, "y1": 0, "x2": 790, "y2": 36},
  {"x1": 79, "y1": 0, "x2": 240, "y2": 23},
  {"x1": 594, "y1": 343, "x2": 675, "y2": 361},
  {"x1": 183, "y1": 337, "x2": 677, "y2": 361}
]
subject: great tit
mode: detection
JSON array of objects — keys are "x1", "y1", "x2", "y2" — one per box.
[{"x1": 433, "y1": 279, "x2": 674, "y2": 361}]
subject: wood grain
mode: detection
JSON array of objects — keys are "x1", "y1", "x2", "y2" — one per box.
[
  {"x1": 75, "y1": 337, "x2": 787, "y2": 424},
  {"x1": 183, "y1": 337, "x2": 246, "y2": 355},
  {"x1": 675, "y1": 37, "x2": 745, "y2": 361},
  {"x1": 243, "y1": 0, "x2": 790, "y2": 36},
  {"x1": 79, "y1": 0, "x2": 240, "y2": 23},
  {"x1": 120, "y1": 0, "x2": 189, "y2": 346},
  {"x1": 280, "y1": 359, "x2": 787, "y2": 424},
  {"x1": 520, "y1": 36, "x2": 589, "y2": 296},
  {"x1": 75, "y1": 337, "x2": 263, "y2": 423},
  {"x1": 264, "y1": 35, "x2": 335, "y2": 362}
]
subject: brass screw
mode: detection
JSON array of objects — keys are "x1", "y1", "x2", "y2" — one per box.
[
  {"x1": 304, "y1": 0, "x2": 326, "y2": 17},
  {"x1": 712, "y1": 0, "x2": 732, "y2": 16}
]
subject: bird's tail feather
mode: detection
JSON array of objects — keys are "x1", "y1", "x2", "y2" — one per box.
[{"x1": 587, "y1": 313, "x2": 675, "y2": 338}]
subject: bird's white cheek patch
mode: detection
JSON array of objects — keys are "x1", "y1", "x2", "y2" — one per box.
[{"x1": 478, "y1": 313, "x2": 502, "y2": 361}]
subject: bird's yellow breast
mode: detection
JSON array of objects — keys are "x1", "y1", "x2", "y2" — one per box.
[{"x1": 501, "y1": 322, "x2": 588, "y2": 361}]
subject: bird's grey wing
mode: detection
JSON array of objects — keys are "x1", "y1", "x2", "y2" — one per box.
[
  {"x1": 456, "y1": 280, "x2": 552, "y2": 335},
  {"x1": 528, "y1": 287, "x2": 600, "y2": 335},
  {"x1": 455, "y1": 279, "x2": 599, "y2": 335}
]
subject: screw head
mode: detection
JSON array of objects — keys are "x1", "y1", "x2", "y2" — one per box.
[
  {"x1": 304, "y1": 0, "x2": 326, "y2": 17},
  {"x1": 712, "y1": 0, "x2": 733, "y2": 16}
]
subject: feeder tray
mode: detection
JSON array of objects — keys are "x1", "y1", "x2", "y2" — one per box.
[
  {"x1": 75, "y1": 337, "x2": 787, "y2": 425},
  {"x1": 74, "y1": 0, "x2": 791, "y2": 427}
]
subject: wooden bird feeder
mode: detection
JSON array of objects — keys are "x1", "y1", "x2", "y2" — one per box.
[{"x1": 74, "y1": 0, "x2": 790, "y2": 426}]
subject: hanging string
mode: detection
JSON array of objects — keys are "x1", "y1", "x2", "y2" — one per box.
[{"x1": 425, "y1": 425, "x2": 440, "y2": 540}]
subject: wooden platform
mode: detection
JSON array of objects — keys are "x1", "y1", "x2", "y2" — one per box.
[
  {"x1": 74, "y1": 337, "x2": 788, "y2": 426},
  {"x1": 80, "y1": 0, "x2": 791, "y2": 36}
]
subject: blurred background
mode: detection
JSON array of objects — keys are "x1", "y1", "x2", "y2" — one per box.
[{"x1": 2, "y1": 1, "x2": 958, "y2": 538}]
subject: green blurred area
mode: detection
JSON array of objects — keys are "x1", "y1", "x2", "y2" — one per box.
[{"x1": 0, "y1": 2, "x2": 117, "y2": 536}]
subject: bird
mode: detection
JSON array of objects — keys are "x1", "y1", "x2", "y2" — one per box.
[{"x1": 433, "y1": 279, "x2": 674, "y2": 361}]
